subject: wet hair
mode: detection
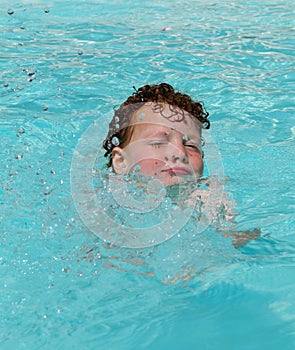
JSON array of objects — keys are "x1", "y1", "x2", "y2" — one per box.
[{"x1": 103, "y1": 83, "x2": 210, "y2": 167}]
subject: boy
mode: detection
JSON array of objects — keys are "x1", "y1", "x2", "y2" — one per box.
[
  {"x1": 103, "y1": 83, "x2": 209, "y2": 186},
  {"x1": 102, "y1": 83, "x2": 260, "y2": 248}
]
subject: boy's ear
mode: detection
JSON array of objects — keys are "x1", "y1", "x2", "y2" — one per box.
[{"x1": 112, "y1": 147, "x2": 128, "y2": 174}]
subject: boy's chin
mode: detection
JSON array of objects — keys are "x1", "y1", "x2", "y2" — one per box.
[{"x1": 160, "y1": 173, "x2": 201, "y2": 187}]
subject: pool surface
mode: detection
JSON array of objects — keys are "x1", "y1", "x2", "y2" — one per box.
[{"x1": 1, "y1": 0, "x2": 295, "y2": 349}]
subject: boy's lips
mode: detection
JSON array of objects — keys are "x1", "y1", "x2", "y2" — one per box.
[{"x1": 162, "y1": 167, "x2": 192, "y2": 176}]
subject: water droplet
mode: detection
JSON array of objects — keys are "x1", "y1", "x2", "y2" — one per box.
[
  {"x1": 111, "y1": 136, "x2": 120, "y2": 146},
  {"x1": 17, "y1": 127, "x2": 25, "y2": 137},
  {"x1": 115, "y1": 123, "x2": 120, "y2": 131},
  {"x1": 27, "y1": 71, "x2": 35, "y2": 77},
  {"x1": 27, "y1": 71, "x2": 35, "y2": 82},
  {"x1": 44, "y1": 188, "x2": 52, "y2": 195},
  {"x1": 133, "y1": 165, "x2": 141, "y2": 172},
  {"x1": 7, "y1": 9, "x2": 14, "y2": 15},
  {"x1": 139, "y1": 113, "x2": 145, "y2": 120},
  {"x1": 162, "y1": 27, "x2": 172, "y2": 32}
]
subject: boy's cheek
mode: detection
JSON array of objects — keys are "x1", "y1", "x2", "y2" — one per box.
[
  {"x1": 132, "y1": 159, "x2": 166, "y2": 176},
  {"x1": 192, "y1": 158, "x2": 204, "y2": 176}
]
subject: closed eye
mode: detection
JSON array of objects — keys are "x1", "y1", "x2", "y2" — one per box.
[
  {"x1": 184, "y1": 143, "x2": 202, "y2": 153},
  {"x1": 151, "y1": 143, "x2": 168, "y2": 148},
  {"x1": 148, "y1": 139, "x2": 168, "y2": 148}
]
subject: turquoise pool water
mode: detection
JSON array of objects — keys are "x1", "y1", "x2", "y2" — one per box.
[{"x1": 1, "y1": 0, "x2": 295, "y2": 349}]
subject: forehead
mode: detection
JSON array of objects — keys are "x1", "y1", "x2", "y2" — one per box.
[{"x1": 131, "y1": 103, "x2": 202, "y2": 138}]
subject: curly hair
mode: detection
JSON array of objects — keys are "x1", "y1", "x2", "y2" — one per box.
[{"x1": 103, "y1": 83, "x2": 210, "y2": 167}]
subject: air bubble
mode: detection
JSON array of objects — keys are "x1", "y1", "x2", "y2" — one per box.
[
  {"x1": 139, "y1": 113, "x2": 145, "y2": 120},
  {"x1": 114, "y1": 116, "x2": 120, "y2": 123},
  {"x1": 115, "y1": 123, "x2": 120, "y2": 130},
  {"x1": 42, "y1": 105, "x2": 48, "y2": 111},
  {"x1": 3, "y1": 82, "x2": 9, "y2": 88},
  {"x1": 77, "y1": 50, "x2": 83, "y2": 56},
  {"x1": 182, "y1": 134, "x2": 189, "y2": 142},
  {"x1": 44, "y1": 8, "x2": 50, "y2": 13},
  {"x1": 7, "y1": 9, "x2": 14, "y2": 15},
  {"x1": 111, "y1": 136, "x2": 120, "y2": 146}
]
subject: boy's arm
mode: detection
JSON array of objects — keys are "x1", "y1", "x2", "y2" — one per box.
[
  {"x1": 222, "y1": 228, "x2": 261, "y2": 248},
  {"x1": 183, "y1": 179, "x2": 261, "y2": 248}
]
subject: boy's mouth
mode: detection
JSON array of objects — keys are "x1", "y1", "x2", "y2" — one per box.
[{"x1": 162, "y1": 167, "x2": 192, "y2": 176}]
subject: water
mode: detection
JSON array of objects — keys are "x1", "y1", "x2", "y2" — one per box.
[{"x1": 1, "y1": 0, "x2": 295, "y2": 349}]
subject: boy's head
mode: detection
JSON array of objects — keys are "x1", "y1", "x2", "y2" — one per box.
[{"x1": 103, "y1": 83, "x2": 210, "y2": 185}]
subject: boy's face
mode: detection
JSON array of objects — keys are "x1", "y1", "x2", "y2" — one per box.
[{"x1": 112, "y1": 103, "x2": 203, "y2": 186}]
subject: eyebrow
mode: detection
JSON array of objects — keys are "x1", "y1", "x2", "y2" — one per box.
[{"x1": 134, "y1": 122, "x2": 201, "y2": 140}]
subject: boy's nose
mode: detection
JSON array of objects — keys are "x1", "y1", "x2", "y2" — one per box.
[
  {"x1": 172, "y1": 154, "x2": 189, "y2": 164},
  {"x1": 170, "y1": 138, "x2": 188, "y2": 163}
]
